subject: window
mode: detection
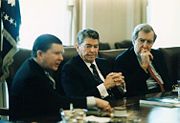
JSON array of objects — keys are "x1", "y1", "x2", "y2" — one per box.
[
  {"x1": 147, "y1": 0, "x2": 180, "y2": 48},
  {"x1": 19, "y1": 0, "x2": 72, "y2": 49}
]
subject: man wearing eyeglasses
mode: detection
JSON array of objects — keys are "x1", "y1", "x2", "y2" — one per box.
[
  {"x1": 114, "y1": 24, "x2": 173, "y2": 97},
  {"x1": 61, "y1": 29, "x2": 125, "y2": 101}
]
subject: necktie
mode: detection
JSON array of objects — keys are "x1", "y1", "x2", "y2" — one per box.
[
  {"x1": 90, "y1": 64, "x2": 114, "y2": 98},
  {"x1": 45, "y1": 71, "x2": 56, "y2": 89},
  {"x1": 147, "y1": 66, "x2": 165, "y2": 92},
  {"x1": 90, "y1": 64, "x2": 103, "y2": 84}
]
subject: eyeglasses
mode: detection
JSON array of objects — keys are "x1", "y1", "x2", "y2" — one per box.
[{"x1": 137, "y1": 38, "x2": 154, "y2": 45}]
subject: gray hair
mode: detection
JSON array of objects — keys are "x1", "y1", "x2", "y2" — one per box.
[{"x1": 132, "y1": 24, "x2": 157, "y2": 43}]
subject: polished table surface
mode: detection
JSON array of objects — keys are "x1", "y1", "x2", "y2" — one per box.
[
  {"x1": 0, "y1": 91, "x2": 180, "y2": 123},
  {"x1": 110, "y1": 91, "x2": 180, "y2": 123}
]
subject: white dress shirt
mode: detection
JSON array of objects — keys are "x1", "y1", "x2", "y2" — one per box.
[{"x1": 84, "y1": 61, "x2": 109, "y2": 98}]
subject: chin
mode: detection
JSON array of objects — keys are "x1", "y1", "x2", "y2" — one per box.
[
  {"x1": 88, "y1": 59, "x2": 95, "y2": 63},
  {"x1": 84, "y1": 60, "x2": 92, "y2": 63},
  {"x1": 52, "y1": 67, "x2": 58, "y2": 71},
  {"x1": 85, "y1": 58, "x2": 95, "y2": 62}
]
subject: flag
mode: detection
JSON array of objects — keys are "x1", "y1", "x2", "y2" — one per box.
[{"x1": 0, "y1": 0, "x2": 21, "y2": 82}]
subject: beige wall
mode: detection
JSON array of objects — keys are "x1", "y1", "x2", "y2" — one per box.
[{"x1": 81, "y1": 0, "x2": 147, "y2": 48}]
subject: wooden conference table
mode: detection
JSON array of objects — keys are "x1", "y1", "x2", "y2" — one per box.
[
  {"x1": 110, "y1": 91, "x2": 180, "y2": 123},
  {"x1": 0, "y1": 91, "x2": 179, "y2": 123}
]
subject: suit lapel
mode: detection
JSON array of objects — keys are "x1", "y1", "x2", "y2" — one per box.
[
  {"x1": 129, "y1": 48, "x2": 142, "y2": 70},
  {"x1": 96, "y1": 58, "x2": 111, "y2": 78},
  {"x1": 75, "y1": 55, "x2": 100, "y2": 86}
]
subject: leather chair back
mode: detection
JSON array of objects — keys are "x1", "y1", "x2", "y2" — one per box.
[{"x1": 159, "y1": 47, "x2": 180, "y2": 83}]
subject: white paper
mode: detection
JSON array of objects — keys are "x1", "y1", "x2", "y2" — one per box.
[{"x1": 86, "y1": 115, "x2": 111, "y2": 123}]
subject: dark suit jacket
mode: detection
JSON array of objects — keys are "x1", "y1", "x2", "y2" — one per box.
[
  {"x1": 10, "y1": 58, "x2": 87, "y2": 121},
  {"x1": 61, "y1": 55, "x2": 123, "y2": 100},
  {"x1": 114, "y1": 47, "x2": 172, "y2": 97}
]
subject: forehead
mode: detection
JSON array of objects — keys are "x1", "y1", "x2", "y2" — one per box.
[
  {"x1": 83, "y1": 38, "x2": 99, "y2": 44},
  {"x1": 49, "y1": 43, "x2": 64, "y2": 51},
  {"x1": 138, "y1": 31, "x2": 154, "y2": 39}
]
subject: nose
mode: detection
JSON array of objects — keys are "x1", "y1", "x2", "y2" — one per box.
[
  {"x1": 142, "y1": 41, "x2": 149, "y2": 47},
  {"x1": 59, "y1": 54, "x2": 64, "y2": 61},
  {"x1": 90, "y1": 47, "x2": 95, "y2": 52},
  {"x1": 89, "y1": 46, "x2": 98, "y2": 52}
]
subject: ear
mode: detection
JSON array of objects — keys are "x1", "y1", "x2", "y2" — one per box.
[
  {"x1": 37, "y1": 50, "x2": 43, "y2": 58},
  {"x1": 74, "y1": 42, "x2": 79, "y2": 52}
]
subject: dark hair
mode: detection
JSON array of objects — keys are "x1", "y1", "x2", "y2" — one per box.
[
  {"x1": 132, "y1": 24, "x2": 157, "y2": 43},
  {"x1": 77, "y1": 28, "x2": 99, "y2": 44},
  {"x1": 32, "y1": 34, "x2": 62, "y2": 57}
]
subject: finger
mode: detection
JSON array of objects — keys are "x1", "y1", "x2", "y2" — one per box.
[
  {"x1": 104, "y1": 104, "x2": 112, "y2": 112},
  {"x1": 148, "y1": 52, "x2": 153, "y2": 60},
  {"x1": 114, "y1": 77, "x2": 124, "y2": 82},
  {"x1": 114, "y1": 77, "x2": 124, "y2": 84},
  {"x1": 106, "y1": 72, "x2": 114, "y2": 78},
  {"x1": 108, "y1": 72, "x2": 114, "y2": 76},
  {"x1": 113, "y1": 76, "x2": 125, "y2": 82},
  {"x1": 115, "y1": 80, "x2": 125, "y2": 86},
  {"x1": 111, "y1": 73, "x2": 124, "y2": 79}
]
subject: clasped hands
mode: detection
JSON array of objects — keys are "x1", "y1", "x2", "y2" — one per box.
[
  {"x1": 95, "y1": 72, "x2": 125, "y2": 113},
  {"x1": 104, "y1": 72, "x2": 125, "y2": 89}
]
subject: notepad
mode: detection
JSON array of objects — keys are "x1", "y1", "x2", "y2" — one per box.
[{"x1": 140, "y1": 97, "x2": 180, "y2": 108}]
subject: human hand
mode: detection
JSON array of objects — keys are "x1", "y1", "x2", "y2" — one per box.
[
  {"x1": 104, "y1": 72, "x2": 125, "y2": 89},
  {"x1": 95, "y1": 97, "x2": 112, "y2": 112},
  {"x1": 140, "y1": 49, "x2": 153, "y2": 71}
]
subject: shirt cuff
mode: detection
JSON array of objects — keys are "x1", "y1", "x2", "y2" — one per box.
[
  {"x1": 87, "y1": 96, "x2": 96, "y2": 108},
  {"x1": 97, "y1": 83, "x2": 109, "y2": 98}
]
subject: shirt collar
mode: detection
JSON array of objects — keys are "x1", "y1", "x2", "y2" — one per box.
[{"x1": 84, "y1": 60, "x2": 96, "y2": 68}]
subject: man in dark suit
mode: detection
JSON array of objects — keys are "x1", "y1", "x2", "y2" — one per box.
[
  {"x1": 61, "y1": 29, "x2": 125, "y2": 101},
  {"x1": 114, "y1": 24, "x2": 173, "y2": 97},
  {"x1": 10, "y1": 34, "x2": 112, "y2": 121}
]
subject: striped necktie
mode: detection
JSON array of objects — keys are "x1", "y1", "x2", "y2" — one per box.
[
  {"x1": 147, "y1": 66, "x2": 165, "y2": 92},
  {"x1": 45, "y1": 71, "x2": 56, "y2": 89}
]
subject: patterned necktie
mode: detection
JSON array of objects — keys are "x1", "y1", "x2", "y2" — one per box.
[
  {"x1": 90, "y1": 64, "x2": 103, "y2": 84},
  {"x1": 147, "y1": 66, "x2": 165, "y2": 92},
  {"x1": 45, "y1": 71, "x2": 56, "y2": 89}
]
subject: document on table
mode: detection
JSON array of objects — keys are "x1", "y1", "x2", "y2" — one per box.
[
  {"x1": 86, "y1": 115, "x2": 111, "y2": 123},
  {"x1": 140, "y1": 97, "x2": 180, "y2": 108}
]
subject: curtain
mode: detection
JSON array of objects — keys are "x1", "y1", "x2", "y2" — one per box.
[
  {"x1": 126, "y1": 0, "x2": 148, "y2": 38},
  {"x1": 68, "y1": 0, "x2": 82, "y2": 45},
  {"x1": 78, "y1": 0, "x2": 148, "y2": 48}
]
